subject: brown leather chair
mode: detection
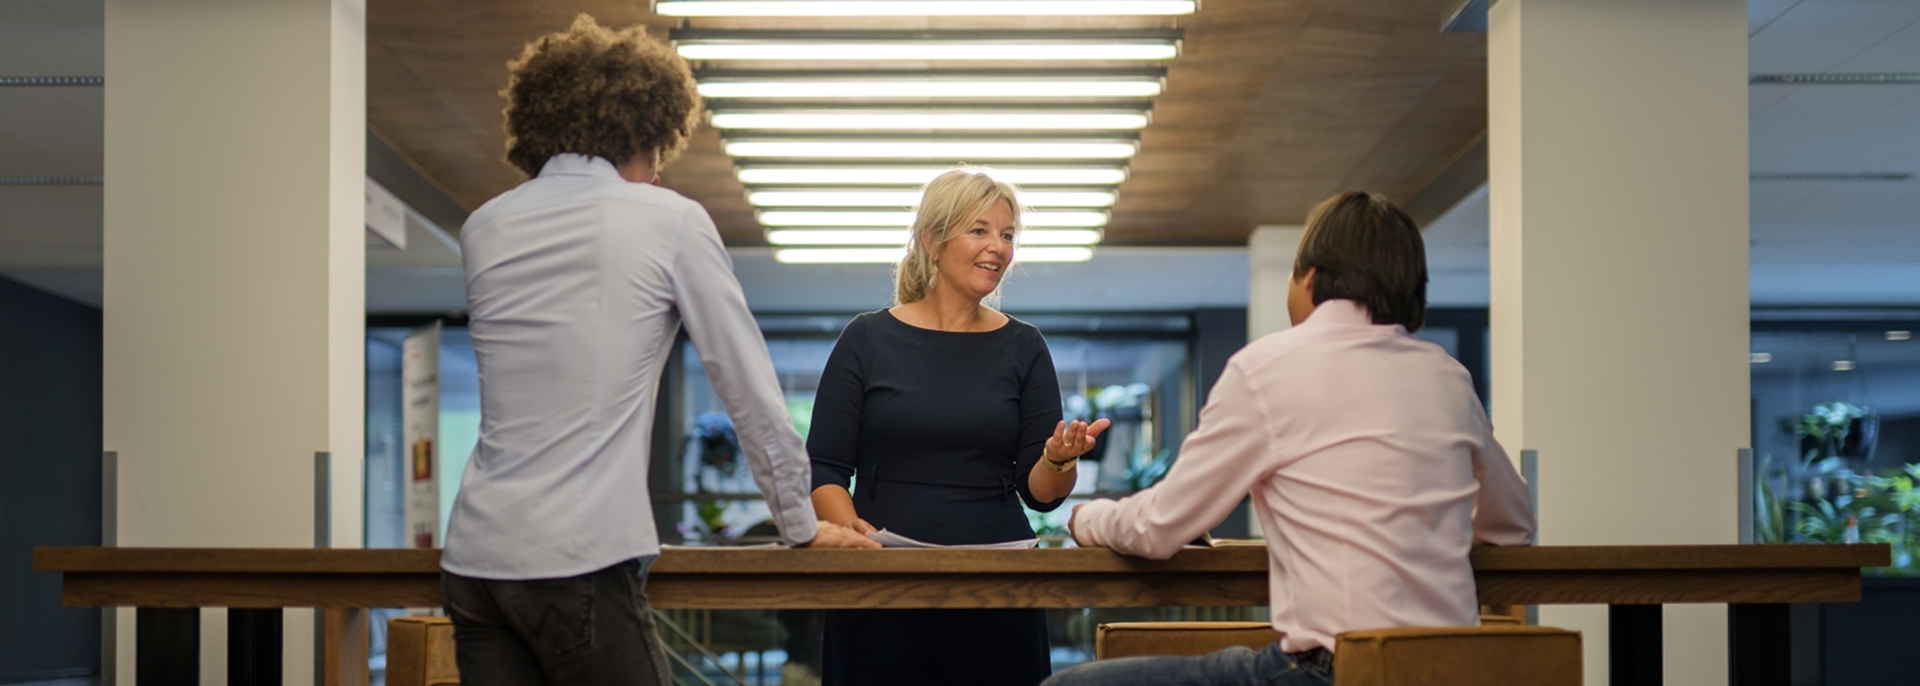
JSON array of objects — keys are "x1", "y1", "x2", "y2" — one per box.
[
  {"x1": 1096, "y1": 621, "x2": 1283, "y2": 660},
  {"x1": 1093, "y1": 621, "x2": 1581, "y2": 685},
  {"x1": 1333, "y1": 626, "x2": 1581, "y2": 686},
  {"x1": 387, "y1": 616, "x2": 460, "y2": 686}
]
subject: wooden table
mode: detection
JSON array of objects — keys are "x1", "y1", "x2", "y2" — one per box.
[{"x1": 37, "y1": 544, "x2": 1889, "y2": 686}]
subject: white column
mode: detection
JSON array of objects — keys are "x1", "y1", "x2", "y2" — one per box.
[
  {"x1": 1245, "y1": 225, "x2": 1302, "y2": 536},
  {"x1": 1248, "y1": 225, "x2": 1304, "y2": 340},
  {"x1": 1488, "y1": 1, "x2": 1748, "y2": 684},
  {"x1": 104, "y1": 1, "x2": 365, "y2": 684}
]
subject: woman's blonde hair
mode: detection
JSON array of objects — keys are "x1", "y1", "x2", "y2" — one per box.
[{"x1": 893, "y1": 168, "x2": 1024, "y2": 306}]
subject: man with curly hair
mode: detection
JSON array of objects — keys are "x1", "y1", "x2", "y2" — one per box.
[{"x1": 439, "y1": 15, "x2": 877, "y2": 685}]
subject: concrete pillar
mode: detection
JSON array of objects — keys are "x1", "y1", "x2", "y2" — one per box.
[
  {"x1": 1488, "y1": 1, "x2": 1749, "y2": 683},
  {"x1": 104, "y1": 1, "x2": 365, "y2": 684},
  {"x1": 1245, "y1": 225, "x2": 1302, "y2": 536},
  {"x1": 1248, "y1": 225, "x2": 1303, "y2": 340}
]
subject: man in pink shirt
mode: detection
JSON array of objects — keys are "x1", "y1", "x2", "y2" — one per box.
[{"x1": 1051, "y1": 191, "x2": 1536, "y2": 686}]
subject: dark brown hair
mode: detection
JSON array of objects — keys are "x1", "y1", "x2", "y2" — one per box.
[
  {"x1": 500, "y1": 15, "x2": 700, "y2": 177},
  {"x1": 1292, "y1": 191, "x2": 1429, "y2": 332}
]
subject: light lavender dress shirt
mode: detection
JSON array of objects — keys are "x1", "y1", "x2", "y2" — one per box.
[
  {"x1": 442, "y1": 154, "x2": 818, "y2": 580},
  {"x1": 1074, "y1": 300, "x2": 1536, "y2": 653}
]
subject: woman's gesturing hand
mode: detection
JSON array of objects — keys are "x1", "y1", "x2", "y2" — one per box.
[{"x1": 1045, "y1": 417, "x2": 1113, "y2": 463}]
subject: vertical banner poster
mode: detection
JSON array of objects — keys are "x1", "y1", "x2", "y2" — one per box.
[{"x1": 402, "y1": 322, "x2": 442, "y2": 549}]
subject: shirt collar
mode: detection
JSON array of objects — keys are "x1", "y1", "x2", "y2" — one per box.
[
  {"x1": 1303, "y1": 299, "x2": 1401, "y2": 333},
  {"x1": 538, "y1": 153, "x2": 620, "y2": 179}
]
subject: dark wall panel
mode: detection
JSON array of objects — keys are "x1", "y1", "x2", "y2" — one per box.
[{"x1": 0, "y1": 274, "x2": 103, "y2": 679}]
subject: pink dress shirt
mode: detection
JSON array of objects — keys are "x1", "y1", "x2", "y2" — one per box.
[{"x1": 1072, "y1": 300, "x2": 1536, "y2": 653}]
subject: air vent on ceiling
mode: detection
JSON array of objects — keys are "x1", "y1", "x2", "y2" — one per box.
[
  {"x1": 0, "y1": 176, "x2": 103, "y2": 185},
  {"x1": 0, "y1": 76, "x2": 103, "y2": 86},
  {"x1": 1750, "y1": 73, "x2": 1920, "y2": 85},
  {"x1": 1750, "y1": 172, "x2": 1912, "y2": 182}
]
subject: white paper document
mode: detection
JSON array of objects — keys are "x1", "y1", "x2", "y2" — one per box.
[{"x1": 867, "y1": 529, "x2": 1039, "y2": 549}]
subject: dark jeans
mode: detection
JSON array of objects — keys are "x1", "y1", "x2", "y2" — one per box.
[
  {"x1": 1042, "y1": 644, "x2": 1333, "y2": 686},
  {"x1": 442, "y1": 558, "x2": 671, "y2": 686}
]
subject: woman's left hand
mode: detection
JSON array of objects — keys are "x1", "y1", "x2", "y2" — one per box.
[{"x1": 1045, "y1": 418, "x2": 1112, "y2": 464}]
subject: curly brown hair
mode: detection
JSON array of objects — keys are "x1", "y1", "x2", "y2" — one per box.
[{"x1": 500, "y1": 14, "x2": 700, "y2": 177}]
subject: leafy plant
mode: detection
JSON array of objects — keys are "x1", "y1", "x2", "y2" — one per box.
[
  {"x1": 1780, "y1": 401, "x2": 1867, "y2": 466},
  {"x1": 1754, "y1": 456, "x2": 1786, "y2": 544},
  {"x1": 1124, "y1": 449, "x2": 1175, "y2": 492}
]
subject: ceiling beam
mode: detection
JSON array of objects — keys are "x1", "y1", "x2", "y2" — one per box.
[
  {"x1": 367, "y1": 128, "x2": 471, "y2": 237},
  {"x1": 1402, "y1": 134, "x2": 1486, "y2": 229}
]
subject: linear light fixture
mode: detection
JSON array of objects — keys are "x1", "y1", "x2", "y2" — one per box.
[
  {"x1": 0, "y1": 76, "x2": 103, "y2": 86},
  {"x1": 774, "y1": 246, "x2": 1095, "y2": 263},
  {"x1": 0, "y1": 175, "x2": 103, "y2": 185},
  {"x1": 1750, "y1": 73, "x2": 1920, "y2": 85},
  {"x1": 748, "y1": 189, "x2": 1116, "y2": 208},
  {"x1": 671, "y1": 30, "x2": 1182, "y2": 62},
  {"x1": 710, "y1": 110, "x2": 1150, "y2": 131},
  {"x1": 767, "y1": 228, "x2": 1103, "y2": 245},
  {"x1": 1749, "y1": 172, "x2": 1913, "y2": 182},
  {"x1": 738, "y1": 166, "x2": 1129, "y2": 186},
  {"x1": 696, "y1": 71, "x2": 1165, "y2": 99},
  {"x1": 758, "y1": 209, "x2": 1109, "y2": 227},
  {"x1": 725, "y1": 139, "x2": 1138, "y2": 160},
  {"x1": 657, "y1": 1, "x2": 1196, "y2": 17}
]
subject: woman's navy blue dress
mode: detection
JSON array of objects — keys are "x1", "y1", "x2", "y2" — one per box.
[{"x1": 808, "y1": 310, "x2": 1066, "y2": 686}]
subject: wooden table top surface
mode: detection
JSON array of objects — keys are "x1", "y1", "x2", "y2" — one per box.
[{"x1": 34, "y1": 543, "x2": 1892, "y2": 575}]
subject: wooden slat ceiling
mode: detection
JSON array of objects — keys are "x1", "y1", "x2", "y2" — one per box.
[{"x1": 368, "y1": 0, "x2": 1486, "y2": 246}]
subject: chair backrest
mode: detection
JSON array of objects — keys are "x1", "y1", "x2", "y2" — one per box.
[
  {"x1": 387, "y1": 616, "x2": 460, "y2": 686},
  {"x1": 1095, "y1": 621, "x2": 1281, "y2": 660},
  {"x1": 1332, "y1": 626, "x2": 1581, "y2": 686}
]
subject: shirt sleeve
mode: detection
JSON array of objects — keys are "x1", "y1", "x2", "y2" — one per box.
[
  {"x1": 1471, "y1": 417, "x2": 1536, "y2": 546},
  {"x1": 1015, "y1": 328, "x2": 1067, "y2": 512},
  {"x1": 1074, "y1": 359, "x2": 1275, "y2": 559},
  {"x1": 669, "y1": 207, "x2": 819, "y2": 547},
  {"x1": 807, "y1": 318, "x2": 866, "y2": 493}
]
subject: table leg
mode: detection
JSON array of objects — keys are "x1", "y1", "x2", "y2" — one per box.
[
  {"x1": 228, "y1": 609, "x2": 283, "y2": 686},
  {"x1": 1610, "y1": 604, "x2": 1662, "y2": 686},
  {"x1": 136, "y1": 608, "x2": 199, "y2": 686},
  {"x1": 321, "y1": 608, "x2": 370, "y2": 686},
  {"x1": 1728, "y1": 603, "x2": 1789, "y2": 686}
]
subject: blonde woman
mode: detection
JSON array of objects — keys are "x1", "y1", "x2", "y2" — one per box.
[{"x1": 806, "y1": 169, "x2": 1109, "y2": 686}]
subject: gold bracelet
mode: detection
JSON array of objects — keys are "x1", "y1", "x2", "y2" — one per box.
[{"x1": 1041, "y1": 450, "x2": 1078, "y2": 473}]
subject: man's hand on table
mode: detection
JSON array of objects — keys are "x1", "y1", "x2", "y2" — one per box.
[
  {"x1": 1068, "y1": 503, "x2": 1094, "y2": 547},
  {"x1": 801, "y1": 520, "x2": 882, "y2": 549}
]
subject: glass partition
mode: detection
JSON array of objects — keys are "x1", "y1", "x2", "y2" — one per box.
[{"x1": 1751, "y1": 322, "x2": 1920, "y2": 575}]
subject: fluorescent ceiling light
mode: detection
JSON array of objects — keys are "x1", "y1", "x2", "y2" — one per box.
[
  {"x1": 748, "y1": 189, "x2": 1116, "y2": 208},
  {"x1": 658, "y1": 1, "x2": 1196, "y2": 17},
  {"x1": 758, "y1": 209, "x2": 1108, "y2": 227},
  {"x1": 725, "y1": 139, "x2": 1137, "y2": 160},
  {"x1": 710, "y1": 111, "x2": 1149, "y2": 131},
  {"x1": 738, "y1": 166, "x2": 1128, "y2": 186},
  {"x1": 768, "y1": 229, "x2": 911, "y2": 245},
  {"x1": 766, "y1": 228, "x2": 1101, "y2": 246},
  {"x1": 697, "y1": 78, "x2": 1163, "y2": 99},
  {"x1": 775, "y1": 247, "x2": 907, "y2": 263},
  {"x1": 677, "y1": 42, "x2": 1178, "y2": 62},
  {"x1": 774, "y1": 246, "x2": 1094, "y2": 263},
  {"x1": 1013, "y1": 247, "x2": 1096, "y2": 262}
]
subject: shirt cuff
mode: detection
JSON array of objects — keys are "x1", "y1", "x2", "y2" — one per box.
[
  {"x1": 1072, "y1": 499, "x2": 1120, "y2": 548},
  {"x1": 781, "y1": 516, "x2": 820, "y2": 548}
]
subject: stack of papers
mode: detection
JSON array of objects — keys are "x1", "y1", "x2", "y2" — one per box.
[{"x1": 868, "y1": 529, "x2": 1039, "y2": 549}]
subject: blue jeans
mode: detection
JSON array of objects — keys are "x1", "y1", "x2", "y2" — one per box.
[{"x1": 1043, "y1": 644, "x2": 1334, "y2": 686}]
